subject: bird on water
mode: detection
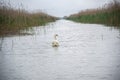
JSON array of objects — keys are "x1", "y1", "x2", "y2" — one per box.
[{"x1": 52, "y1": 34, "x2": 59, "y2": 47}]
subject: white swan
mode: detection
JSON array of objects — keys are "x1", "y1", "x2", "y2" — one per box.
[{"x1": 52, "y1": 34, "x2": 59, "y2": 47}]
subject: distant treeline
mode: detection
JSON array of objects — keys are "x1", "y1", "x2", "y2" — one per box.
[
  {"x1": 0, "y1": 0, "x2": 57, "y2": 36},
  {"x1": 66, "y1": 0, "x2": 120, "y2": 27}
]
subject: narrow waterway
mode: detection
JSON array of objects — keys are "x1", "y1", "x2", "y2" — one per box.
[{"x1": 0, "y1": 20, "x2": 120, "y2": 80}]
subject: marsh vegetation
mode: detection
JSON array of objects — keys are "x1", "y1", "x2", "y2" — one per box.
[
  {"x1": 0, "y1": 0, "x2": 57, "y2": 36},
  {"x1": 66, "y1": 1, "x2": 120, "y2": 27}
]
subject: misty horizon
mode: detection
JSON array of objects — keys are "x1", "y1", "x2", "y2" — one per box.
[{"x1": 3, "y1": 0, "x2": 115, "y2": 17}]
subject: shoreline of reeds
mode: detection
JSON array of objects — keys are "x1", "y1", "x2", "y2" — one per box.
[
  {"x1": 0, "y1": 1, "x2": 58, "y2": 36},
  {"x1": 66, "y1": 0, "x2": 120, "y2": 28}
]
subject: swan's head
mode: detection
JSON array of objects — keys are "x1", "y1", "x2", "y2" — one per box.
[
  {"x1": 54, "y1": 34, "x2": 58, "y2": 40},
  {"x1": 55, "y1": 34, "x2": 58, "y2": 37}
]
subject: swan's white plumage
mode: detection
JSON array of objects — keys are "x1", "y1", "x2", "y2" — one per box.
[{"x1": 52, "y1": 34, "x2": 59, "y2": 47}]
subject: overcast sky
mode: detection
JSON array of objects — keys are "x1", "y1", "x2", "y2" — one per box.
[{"x1": 5, "y1": 0, "x2": 113, "y2": 17}]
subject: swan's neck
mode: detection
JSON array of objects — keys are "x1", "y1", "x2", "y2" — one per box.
[{"x1": 54, "y1": 36, "x2": 57, "y2": 40}]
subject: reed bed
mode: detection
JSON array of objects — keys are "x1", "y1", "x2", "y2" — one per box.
[
  {"x1": 0, "y1": 0, "x2": 57, "y2": 36},
  {"x1": 67, "y1": 0, "x2": 120, "y2": 27}
]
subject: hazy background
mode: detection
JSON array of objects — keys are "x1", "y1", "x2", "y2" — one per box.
[{"x1": 3, "y1": 0, "x2": 115, "y2": 17}]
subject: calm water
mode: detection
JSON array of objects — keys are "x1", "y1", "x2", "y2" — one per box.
[{"x1": 0, "y1": 20, "x2": 120, "y2": 80}]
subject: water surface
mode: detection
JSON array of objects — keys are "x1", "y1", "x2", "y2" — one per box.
[{"x1": 0, "y1": 20, "x2": 120, "y2": 80}]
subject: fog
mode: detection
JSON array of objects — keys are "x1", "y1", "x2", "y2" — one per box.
[{"x1": 3, "y1": 0, "x2": 114, "y2": 17}]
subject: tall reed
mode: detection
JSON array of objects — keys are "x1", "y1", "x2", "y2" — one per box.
[
  {"x1": 0, "y1": 0, "x2": 57, "y2": 36},
  {"x1": 67, "y1": 0, "x2": 120, "y2": 27}
]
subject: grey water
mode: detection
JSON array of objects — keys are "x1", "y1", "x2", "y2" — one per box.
[{"x1": 0, "y1": 20, "x2": 120, "y2": 80}]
